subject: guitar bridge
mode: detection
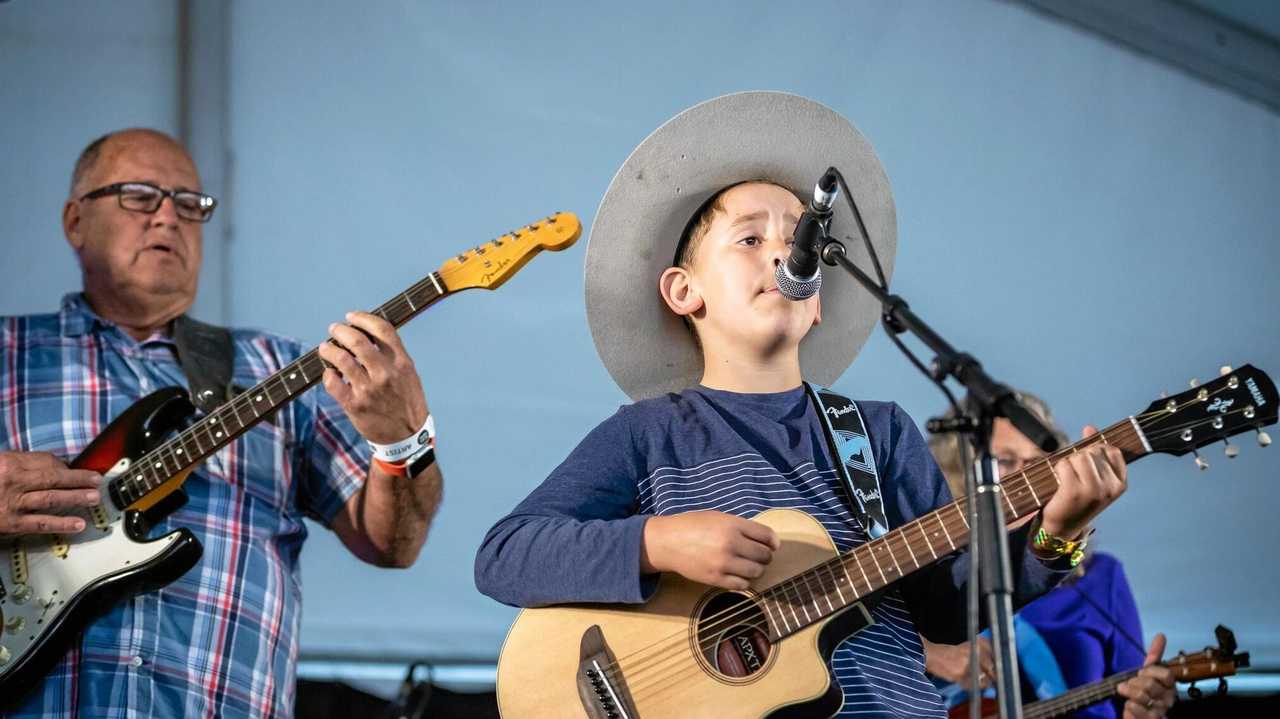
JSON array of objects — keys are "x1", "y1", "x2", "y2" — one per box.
[{"x1": 577, "y1": 624, "x2": 638, "y2": 719}]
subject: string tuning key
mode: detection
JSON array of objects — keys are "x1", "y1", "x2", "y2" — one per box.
[
  {"x1": 1220, "y1": 365, "x2": 1234, "y2": 376},
  {"x1": 1224, "y1": 439, "x2": 1239, "y2": 459},
  {"x1": 1193, "y1": 450, "x2": 1209, "y2": 471},
  {"x1": 1258, "y1": 429, "x2": 1272, "y2": 447},
  {"x1": 1189, "y1": 378, "x2": 1200, "y2": 388}
]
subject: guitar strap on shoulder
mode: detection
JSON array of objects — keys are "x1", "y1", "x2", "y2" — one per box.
[
  {"x1": 804, "y1": 382, "x2": 890, "y2": 539},
  {"x1": 172, "y1": 315, "x2": 239, "y2": 414}
]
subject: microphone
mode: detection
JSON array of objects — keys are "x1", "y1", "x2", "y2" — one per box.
[{"x1": 775, "y1": 167, "x2": 839, "y2": 300}]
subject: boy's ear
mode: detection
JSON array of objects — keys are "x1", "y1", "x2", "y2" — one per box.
[{"x1": 659, "y1": 265, "x2": 703, "y2": 317}]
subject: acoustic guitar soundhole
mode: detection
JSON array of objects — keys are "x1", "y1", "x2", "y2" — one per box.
[{"x1": 696, "y1": 592, "x2": 773, "y2": 679}]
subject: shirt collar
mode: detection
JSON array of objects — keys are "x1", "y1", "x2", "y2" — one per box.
[{"x1": 59, "y1": 292, "x2": 176, "y2": 347}]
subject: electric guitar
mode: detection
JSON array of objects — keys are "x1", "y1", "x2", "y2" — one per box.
[
  {"x1": 495, "y1": 366, "x2": 1277, "y2": 718},
  {"x1": 0, "y1": 212, "x2": 582, "y2": 701},
  {"x1": 949, "y1": 625, "x2": 1250, "y2": 718}
]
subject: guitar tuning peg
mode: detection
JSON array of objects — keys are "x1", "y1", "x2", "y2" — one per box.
[
  {"x1": 1159, "y1": 391, "x2": 1168, "y2": 399},
  {"x1": 1259, "y1": 429, "x2": 1272, "y2": 447},
  {"x1": 1189, "y1": 378, "x2": 1200, "y2": 388},
  {"x1": 1193, "y1": 450, "x2": 1209, "y2": 471},
  {"x1": 1224, "y1": 439, "x2": 1239, "y2": 459},
  {"x1": 1220, "y1": 365, "x2": 1234, "y2": 376}
]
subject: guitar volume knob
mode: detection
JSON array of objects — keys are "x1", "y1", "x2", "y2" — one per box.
[{"x1": 10, "y1": 584, "x2": 32, "y2": 604}]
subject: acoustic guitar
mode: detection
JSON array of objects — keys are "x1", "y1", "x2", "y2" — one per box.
[{"x1": 496, "y1": 366, "x2": 1276, "y2": 718}]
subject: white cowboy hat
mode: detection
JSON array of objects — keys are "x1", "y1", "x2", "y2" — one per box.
[{"x1": 585, "y1": 91, "x2": 897, "y2": 401}]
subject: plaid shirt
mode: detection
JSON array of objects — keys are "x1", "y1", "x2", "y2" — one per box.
[{"x1": 1, "y1": 294, "x2": 369, "y2": 718}]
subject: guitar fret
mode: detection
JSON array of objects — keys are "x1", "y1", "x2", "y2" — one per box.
[
  {"x1": 865, "y1": 545, "x2": 888, "y2": 585},
  {"x1": 936, "y1": 513, "x2": 956, "y2": 551},
  {"x1": 403, "y1": 291, "x2": 417, "y2": 312},
  {"x1": 916, "y1": 519, "x2": 937, "y2": 560},
  {"x1": 428, "y1": 272, "x2": 443, "y2": 296},
  {"x1": 902, "y1": 530, "x2": 920, "y2": 568},
  {"x1": 954, "y1": 503, "x2": 969, "y2": 529},
  {"x1": 848, "y1": 552, "x2": 874, "y2": 593},
  {"x1": 766, "y1": 592, "x2": 792, "y2": 634},
  {"x1": 884, "y1": 539, "x2": 904, "y2": 576},
  {"x1": 825, "y1": 561, "x2": 848, "y2": 605},
  {"x1": 780, "y1": 579, "x2": 804, "y2": 628},
  {"x1": 1001, "y1": 482, "x2": 1017, "y2": 515},
  {"x1": 790, "y1": 577, "x2": 814, "y2": 624},
  {"x1": 1023, "y1": 470, "x2": 1042, "y2": 507},
  {"x1": 760, "y1": 594, "x2": 785, "y2": 636},
  {"x1": 801, "y1": 571, "x2": 826, "y2": 616}
]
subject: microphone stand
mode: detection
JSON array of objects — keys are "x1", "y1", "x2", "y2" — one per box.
[{"x1": 814, "y1": 181, "x2": 1059, "y2": 719}]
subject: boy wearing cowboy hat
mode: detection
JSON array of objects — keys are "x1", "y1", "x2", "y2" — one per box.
[{"x1": 476, "y1": 92, "x2": 1134, "y2": 717}]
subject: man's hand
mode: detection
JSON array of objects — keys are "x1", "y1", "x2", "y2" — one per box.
[
  {"x1": 640, "y1": 511, "x2": 781, "y2": 590},
  {"x1": 923, "y1": 637, "x2": 995, "y2": 688},
  {"x1": 0, "y1": 451, "x2": 101, "y2": 535},
  {"x1": 1040, "y1": 425, "x2": 1127, "y2": 540},
  {"x1": 1118, "y1": 633, "x2": 1176, "y2": 718},
  {"x1": 318, "y1": 311, "x2": 428, "y2": 444}
]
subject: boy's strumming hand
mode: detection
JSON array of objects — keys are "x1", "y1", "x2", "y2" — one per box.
[
  {"x1": 640, "y1": 510, "x2": 781, "y2": 591},
  {"x1": 1039, "y1": 425, "x2": 1127, "y2": 541}
]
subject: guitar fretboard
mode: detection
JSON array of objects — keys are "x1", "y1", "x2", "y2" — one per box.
[
  {"x1": 108, "y1": 271, "x2": 450, "y2": 508},
  {"x1": 752, "y1": 419, "x2": 1150, "y2": 641}
]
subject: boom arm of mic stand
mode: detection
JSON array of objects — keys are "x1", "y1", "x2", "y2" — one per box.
[{"x1": 819, "y1": 240, "x2": 1059, "y2": 452}]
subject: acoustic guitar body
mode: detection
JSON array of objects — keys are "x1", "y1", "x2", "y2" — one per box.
[{"x1": 496, "y1": 508, "x2": 877, "y2": 719}]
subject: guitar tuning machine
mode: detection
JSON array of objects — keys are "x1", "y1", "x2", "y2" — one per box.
[
  {"x1": 1259, "y1": 429, "x2": 1272, "y2": 447},
  {"x1": 1193, "y1": 450, "x2": 1209, "y2": 471},
  {"x1": 1220, "y1": 365, "x2": 1234, "y2": 376},
  {"x1": 1189, "y1": 378, "x2": 1200, "y2": 388},
  {"x1": 1217, "y1": 677, "x2": 1229, "y2": 696},
  {"x1": 1223, "y1": 439, "x2": 1239, "y2": 459}
]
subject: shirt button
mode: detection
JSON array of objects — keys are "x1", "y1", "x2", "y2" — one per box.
[{"x1": 130, "y1": 656, "x2": 143, "y2": 668}]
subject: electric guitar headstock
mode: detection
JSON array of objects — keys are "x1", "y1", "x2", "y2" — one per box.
[
  {"x1": 437, "y1": 212, "x2": 582, "y2": 292},
  {"x1": 1136, "y1": 364, "x2": 1277, "y2": 469}
]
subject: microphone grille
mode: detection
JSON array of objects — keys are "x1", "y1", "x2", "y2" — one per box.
[{"x1": 774, "y1": 263, "x2": 822, "y2": 300}]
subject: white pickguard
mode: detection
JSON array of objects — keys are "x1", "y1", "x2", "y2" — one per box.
[{"x1": 0, "y1": 457, "x2": 183, "y2": 671}]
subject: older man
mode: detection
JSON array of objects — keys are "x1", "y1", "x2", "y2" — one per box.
[{"x1": 0, "y1": 128, "x2": 442, "y2": 717}]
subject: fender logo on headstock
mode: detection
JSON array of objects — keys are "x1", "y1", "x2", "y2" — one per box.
[{"x1": 481, "y1": 258, "x2": 513, "y2": 286}]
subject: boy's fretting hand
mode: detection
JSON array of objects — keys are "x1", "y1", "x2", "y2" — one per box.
[
  {"x1": 1039, "y1": 425, "x2": 1128, "y2": 541},
  {"x1": 640, "y1": 510, "x2": 781, "y2": 590}
]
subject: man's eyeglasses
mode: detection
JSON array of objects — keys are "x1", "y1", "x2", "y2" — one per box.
[{"x1": 80, "y1": 182, "x2": 218, "y2": 223}]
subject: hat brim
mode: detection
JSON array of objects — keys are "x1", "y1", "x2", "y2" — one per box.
[{"x1": 585, "y1": 91, "x2": 897, "y2": 401}]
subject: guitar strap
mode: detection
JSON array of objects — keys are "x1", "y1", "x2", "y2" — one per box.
[
  {"x1": 172, "y1": 315, "x2": 241, "y2": 414},
  {"x1": 804, "y1": 383, "x2": 890, "y2": 539}
]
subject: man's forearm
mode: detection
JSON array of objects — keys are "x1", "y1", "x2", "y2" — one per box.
[{"x1": 354, "y1": 460, "x2": 443, "y2": 568}]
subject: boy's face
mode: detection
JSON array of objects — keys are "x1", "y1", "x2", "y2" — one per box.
[{"x1": 662, "y1": 182, "x2": 821, "y2": 357}]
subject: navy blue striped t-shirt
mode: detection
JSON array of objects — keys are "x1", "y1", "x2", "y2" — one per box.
[{"x1": 476, "y1": 384, "x2": 1067, "y2": 718}]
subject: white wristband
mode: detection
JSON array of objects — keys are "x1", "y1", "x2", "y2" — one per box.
[{"x1": 368, "y1": 414, "x2": 435, "y2": 462}]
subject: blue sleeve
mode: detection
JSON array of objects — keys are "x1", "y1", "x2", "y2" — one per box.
[
  {"x1": 1103, "y1": 555, "x2": 1146, "y2": 673},
  {"x1": 869, "y1": 402, "x2": 1073, "y2": 643},
  {"x1": 474, "y1": 407, "x2": 656, "y2": 607}
]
